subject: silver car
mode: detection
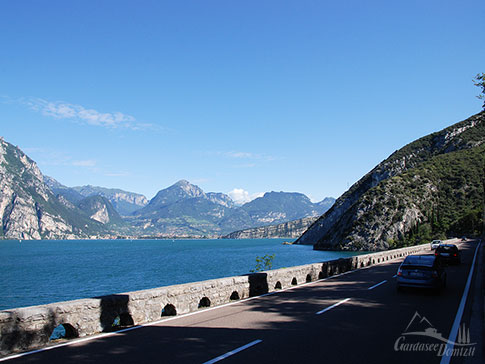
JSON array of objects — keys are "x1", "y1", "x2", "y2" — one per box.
[
  {"x1": 396, "y1": 255, "x2": 446, "y2": 293},
  {"x1": 430, "y1": 240, "x2": 442, "y2": 250}
]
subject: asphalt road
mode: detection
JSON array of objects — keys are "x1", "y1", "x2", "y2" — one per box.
[{"x1": 4, "y1": 240, "x2": 482, "y2": 364}]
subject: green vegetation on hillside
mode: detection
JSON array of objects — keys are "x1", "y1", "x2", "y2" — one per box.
[{"x1": 382, "y1": 144, "x2": 484, "y2": 247}]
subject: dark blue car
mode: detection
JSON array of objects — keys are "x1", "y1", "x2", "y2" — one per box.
[{"x1": 396, "y1": 255, "x2": 446, "y2": 293}]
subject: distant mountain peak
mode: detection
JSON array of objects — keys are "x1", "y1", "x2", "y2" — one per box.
[
  {"x1": 174, "y1": 179, "x2": 190, "y2": 186},
  {"x1": 171, "y1": 179, "x2": 204, "y2": 197}
]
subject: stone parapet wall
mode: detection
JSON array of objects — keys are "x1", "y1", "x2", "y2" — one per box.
[{"x1": 1, "y1": 241, "x2": 442, "y2": 356}]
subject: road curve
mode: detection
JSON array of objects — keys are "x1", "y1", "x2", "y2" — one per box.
[{"x1": 3, "y1": 240, "x2": 481, "y2": 364}]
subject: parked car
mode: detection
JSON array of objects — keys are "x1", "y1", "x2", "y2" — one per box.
[
  {"x1": 435, "y1": 244, "x2": 461, "y2": 265},
  {"x1": 430, "y1": 240, "x2": 442, "y2": 250},
  {"x1": 396, "y1": 255, "x2": 446, "y2": 293}
]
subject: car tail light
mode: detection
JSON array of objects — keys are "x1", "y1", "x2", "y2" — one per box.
[
  {"x1": 397, "y1": 268, "x2": 402, "y2": 276},
  {"x1": 453, "y1": 253, "x2": 457, "y2": 257},
  {"x1": 435, "y1": 252, "x2": 438, "y2": 256}
]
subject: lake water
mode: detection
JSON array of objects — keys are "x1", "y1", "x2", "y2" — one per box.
[{"x1": 0, "y1": 239, "x2": 360, "y2": 310}]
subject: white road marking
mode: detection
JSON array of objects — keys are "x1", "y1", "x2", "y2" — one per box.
[
  {"x1": 368, "y1": 280, "x2": 387, "y2": 290},
  {"x1": 202, "y1": 339, "x2": 263, "y2": 364},
  {"x1": 392, "y1": 274, "x2": 397, "y2": 278},
  {"x1": 439, "y1": 241, "x2": 481, "y2": 364},
  {"x1": 316, "y1": 298, "x2": 351, "y2": 315}
]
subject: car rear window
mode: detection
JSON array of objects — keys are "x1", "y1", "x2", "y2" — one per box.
[
  {"x1": 401, "y1": 265, "x2": 433, "y2": 271},
  {"x1": 438, "y1": 245, "x2": 457, "y2": 251},
  {"x1": 402, "y1": 255, "x2": 435, "y2": 267}
]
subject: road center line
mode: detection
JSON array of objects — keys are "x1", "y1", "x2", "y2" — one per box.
[
  {"x1": 316, "y1": 298, "x2": 351, "y2": 315},
  {"x1": 368, "y1": 280, "x2": 387, "y2": 290},
  {"x1": 202, "y1": 339, "x2": 263, "y2": 364}
]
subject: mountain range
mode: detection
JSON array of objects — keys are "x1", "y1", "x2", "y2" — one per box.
[
  {"x1": 0, "y1": 139, "x2": 334, "y2": 239},
  {"x1": 2, "y1": 111, "x2": 482, "y2": 246},
  {"x1": 297, "y1": 111, "x2": 485, "y2": 250},
  {"x1": 126, "y1": 181, "x2": 334, "y2": 236}
]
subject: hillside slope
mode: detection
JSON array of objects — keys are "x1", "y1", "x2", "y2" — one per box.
[{"x1": 297, "y1": 111, "x2": 485, "y2": 250}]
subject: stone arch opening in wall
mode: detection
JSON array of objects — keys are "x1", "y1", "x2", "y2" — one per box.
[
  {"x1": 377, "y1": 258, "x2": 380, "y2": 263},
  {"x1": 306, "y1": 274, "x2": 312, "y2": 283},
  {"x1": 112, "y1": 313, "x2": 134, "y2": 329},
  {"x1": 291, "y1": 277, "x2": 297, "y2": 285},
  {"x1": 199, "y1": 297, "x2": 211, "y2": 309},
  {"x1": 275, "y1": 281, "x2": 282, "y2": 290},
  {"x1": 162, "y1": 304, "x2": 177, "y2": 317},
  {"x1": 230, "y1": 291, "x2": 240, "y2": 301},
  {"x1": 49, "y1": 323, "x2": 78, "y2": 341}
]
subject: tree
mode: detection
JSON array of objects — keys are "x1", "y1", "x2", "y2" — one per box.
[
  {"x1": 473, "y1": 73, "x2": 485, "y2": 110},
  {"x1": 250, "y1": 254, "x2": 275, "y2": 272}
]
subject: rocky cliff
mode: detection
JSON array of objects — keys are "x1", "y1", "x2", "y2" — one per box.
[
  {"x1": 0, "y1": 138, "x2": 104, "y2": 239},
  {"x1": 297, "y1": 111, "x2": 485, "y2": 251},
  {"x1": 77, "y1": 195, "x2": 125, "y2": 226},
  {"x1": 69, "y1": 185, "x2": 148, "y2": 216},
  {"x1": 223, "y1": 216, "x2": 318, "y2": 239}
]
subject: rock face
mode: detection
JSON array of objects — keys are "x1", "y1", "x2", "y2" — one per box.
[
  {"x1": 0, "y1": 139, "x2": 103, "y2": 239},
  {"x1": 45, "y1": 177, "x2": 148, "y2": 216},
  {"x1": 223, "y1": 216, "x2": 319, "y2": 239},
  {"x1": 77, "y1": 195, "x2": 124, "y2": 226},
  {"x1": 135, "y1": 180, "x2": 222, "y2": 215},
  {"x1": 70, "y1": 185, "x2": 148, "y2": 216},
  {"x1": 236, "y1": 192, "x2": 332, "y2": 225},
  {"x1": 296, "y1": 111, "x2": 485, "y2": 251}
]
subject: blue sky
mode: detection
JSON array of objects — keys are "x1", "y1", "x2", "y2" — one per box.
[{"x1": 1, "y1": 0, "x2": 484, "y2": 203}]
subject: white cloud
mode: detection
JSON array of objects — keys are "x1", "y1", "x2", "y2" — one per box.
[
  {"x1": 72, "y1": 160, "x2": 97, "y2": 167},
  {"x1": 104, "y1": 171, "x2": 130, "y2": 177},
  {"x1": 228, "y1": 188, "x2": 264, "y2": 205},
  {"x1": 224, "y1": 151, "x2": 275, "y2": 161},
  {"x1": 225, "y1": 151, "x2": 255, "y2": 159},
  {"x1": 233, "y1": 163, "x2": 257, "y2": 169},
  {"x1": 22, "y1": 147, "x2": 99, "y2": 170},
  {"x1": 20, "y1": 97, "x2": 152, "y2": 130}
]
